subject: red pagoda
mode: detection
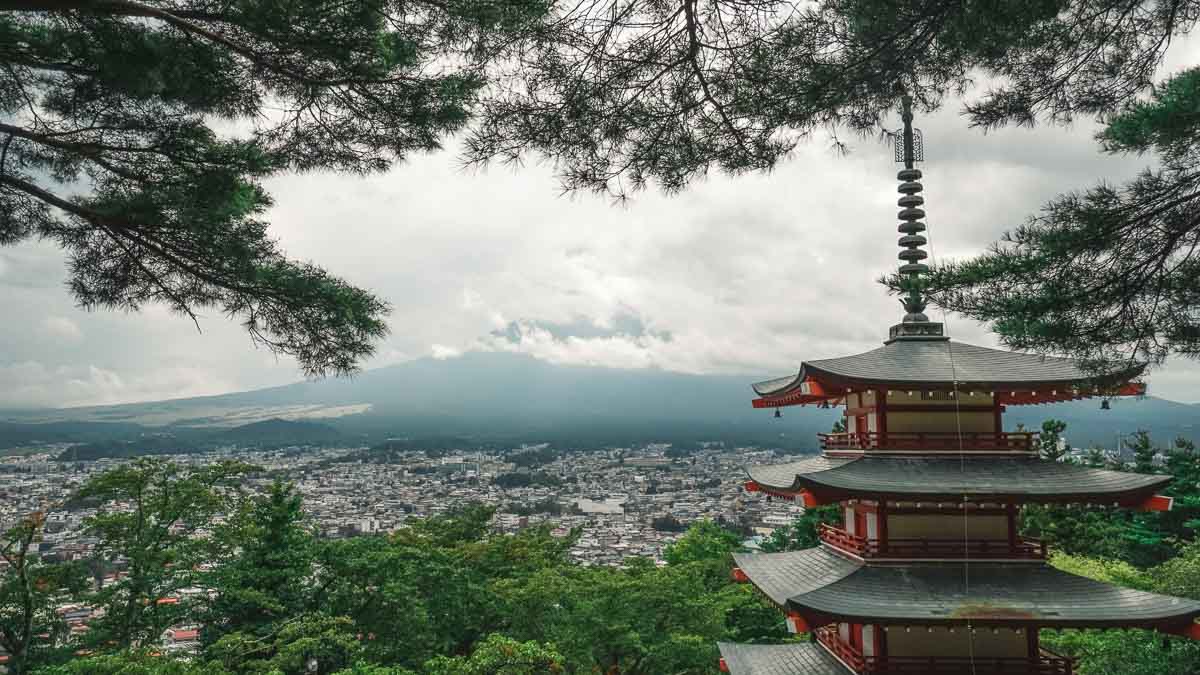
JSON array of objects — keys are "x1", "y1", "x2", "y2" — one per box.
[{"x1": 717, "y1": 98, "x2": 1200, "y2": 675}]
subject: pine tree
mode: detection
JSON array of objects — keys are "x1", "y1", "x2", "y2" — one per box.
[
  {"x1": 1039, "y1": 419, "x2": 1070, "y2": 462},
  {"x1": 0, "y1": 0, "x2": 546, "y2": 375},
  {"x1": 1128, "y1": 430, "x2": 1159, "y2": 474},
  {"x1": 914, "y1": 67, "x2": 1200, "y2": 370}
]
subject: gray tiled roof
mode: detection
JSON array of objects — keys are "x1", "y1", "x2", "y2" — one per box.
[
  {"x1": 733, "y1": 547, "x2": 859, "y2": 606},
  {"x1": 746, "y1": 456, "x2": 854, "y2": 489},
  {"x1": 753, "y1": 339, "x2": 1144, "y2": 395},
  {"x1": 717, "y1": 642, "x2": 850, "y2": 675},
  {"x1": 746, "y1": 457, "x2": 1170, "y2": 502},
  {"x1": 792, "y1": 562, "x2": 1200, "y2": 627},
  {"x1": 734, "y1": 549, "x2": 1200, "y2": 627}
]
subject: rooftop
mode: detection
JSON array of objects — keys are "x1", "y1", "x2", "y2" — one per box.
[
  {"x1": 753, "y1": 339, "x2": 1144, "y2": 404},
  {"x1": 733, "y1": 548, "x2": 1200, "y2": 629},
  {"x1": 718, "y1": 642, "x2": 849, "y2": 675},
  {"x1": 746, "y1": 456, "x2": 1170, "y2": 503}
]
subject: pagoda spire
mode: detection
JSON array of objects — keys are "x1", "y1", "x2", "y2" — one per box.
[{"x1": 888, "y1": 94, "x2": 944, "y2": 342}]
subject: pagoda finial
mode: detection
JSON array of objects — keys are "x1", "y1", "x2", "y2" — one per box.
[{"x1": 888, "y1": 95, "x2": 944, "y2": 343}]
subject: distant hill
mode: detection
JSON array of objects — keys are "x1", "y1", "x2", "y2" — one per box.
[
  {"x1": 51, "y1": 418, "x2": 345, "y2": 460},
  {"x1": 5, "y1": 351, "x2": 1198, "y2": 452}
]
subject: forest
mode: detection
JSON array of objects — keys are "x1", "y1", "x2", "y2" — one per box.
[{"x1": 1, "y1": 423, "x2": 1199, "y2": 674}]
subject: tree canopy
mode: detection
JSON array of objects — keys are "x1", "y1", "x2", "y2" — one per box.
[
  {"x1": 6, "y1": 0, "x2": 1200, "y2": 372},
  {"x1": 0, "y1": 0, "x2": 547, "y2": 376}
]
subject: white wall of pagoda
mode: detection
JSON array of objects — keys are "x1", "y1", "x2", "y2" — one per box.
[
  {"x1": 888, "y1": 513, "x2": 1008, "y2": 540},
  {"x1": 886, "y1": 627, "x2": 1028, "y2": 659}
]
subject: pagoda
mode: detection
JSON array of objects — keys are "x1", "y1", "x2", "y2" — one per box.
[{"x1": 717, "y1": 97, "x2": 1200, "y2": 675}]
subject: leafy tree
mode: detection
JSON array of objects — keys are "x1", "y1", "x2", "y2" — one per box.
[
  {"x1": 1129, "y1": 430, "x2": 1159, "y2": 474},
  {"x1": 830, "y1": 418, "x2": 847, "y2": 434},
  {"x1": 1084, "y1": 446, "x2": 1111, "y2": 468},
  {"x1": 0, "y1": 513, "x2": 86, "y2": 675},
  {"x1": 662, "y1": 519, "x2": 740, "y2": 567},
  {"x1": 33, "y1": 650, "x2": 230, "y2": 675},
  {"x1": 1043, "y1": 547, "x2": 1200, "y2": 675},
  {"x1": 0, "y1": 0, "x2": 547, "y2": 375},
  {"x1": 759, "y1": 505, "x2": 841, "y2": 553},
  {"x1": 471, "y1": 0, "x2": 1198, "y2": 197},
  {"x1": 1039, "y1": 419, "x2": 1069, "y2": 462},
  {"x1": 205, "y1": 613, "x2": 362, "y2": 675},
  {"x1": 76, "y1": 458, "x2": 256, "y2": 650},
  {"x1": 422, "y1": 634, "x2": 562, "y2": 675},
  {"x1": 200, "y1": 481, "x2": 317, "y2": 647}
]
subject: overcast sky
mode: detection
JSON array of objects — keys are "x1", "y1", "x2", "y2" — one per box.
[{"x1": 4, "y1": 43, "x2": 1200, "y2": 409}]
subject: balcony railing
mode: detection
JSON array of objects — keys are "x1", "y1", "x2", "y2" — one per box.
[
  {"x1": 816, "y1": 626, "x2": 1074, "y2": 675},
  {"x1": 819, "y1": 524, "x2": 1047, "y2": 560},
  {"x1": 819, "y1": 431, "x2": 1038, "y2": 453}
]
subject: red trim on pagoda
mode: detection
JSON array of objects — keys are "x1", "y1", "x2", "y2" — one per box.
[
  {"x1": 1164, "y1": 622, "x2": 1200, "y2": 640},
  {"x1": 1138, "y1": 494, "x2": 1174, "y2": 512},
  {"x1": 786, "y1": 612, "x2": 811, "y2": 634},
  {"x1": 820, "y1": 431, "x2": 1038, "y2": 454},
  {"x1": 718, "y1": 657, "x2": 729, "y2": 672},
  {"x1": 819, "y1": 523, "x2": 1047, "y2": 561},
  {"x1": 732, "y1": 567, "x2": 749, "y2": 583},
  {"x1": 754, "y1": 379, "x2": 1146, "y2": 410},
  {"x1": 747, "y1": 481, "x2": 827, "y2": 506},
  {"x1": 816, "y1": 626, "x2": 1075, "y2": 675}
]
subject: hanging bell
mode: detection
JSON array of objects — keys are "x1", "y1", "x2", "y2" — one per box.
[
  {"x1": 774, "y1": 408, "x2": 782, "y2": 418},
  {"x1": 1101, "y1": 399, "x2": 1111, "y2": 410}
]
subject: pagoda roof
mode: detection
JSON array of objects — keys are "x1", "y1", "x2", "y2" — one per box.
[
  {"x1": 746, "y1": 456, "x2": 1170, "y2": 503},
  {"x1": 734, "y1": 549, "x2": 1200, "y2": 628},
  {"x1": 717, "y1": 642, "x2": 849, "y2": 675},
  {"x1": 753, "y1": 339, "x2": 1144, "y2": 397}
]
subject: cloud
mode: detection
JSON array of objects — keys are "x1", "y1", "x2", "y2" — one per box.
[
  {"x1": 2, "y1": 36, "x2": 1199, "y2": 405},
  {"x1": 430, "y1": 344, "x2": 462, "y2": 360},
  {"x1": 0, "y1": 361, "x2": 239, "y2": 408},
  {"x1": 40, "y1": 317, "x2": 83, "y2": 343}
]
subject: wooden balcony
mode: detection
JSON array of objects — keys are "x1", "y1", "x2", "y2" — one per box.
[
  {"x1": 819, "y1": 431, "x2": 1038, "y2": 454},
  {"x1": 816, "y1": 626, "x2": 1074, "y2": 675},
  {"x1": 819, "y1": 524, "x2": 1047, "y2": 560}
]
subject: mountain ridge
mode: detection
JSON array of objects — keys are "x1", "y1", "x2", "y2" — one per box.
[{"x1": 3, "y1": 351, "x2": 1196, "y2": 449}]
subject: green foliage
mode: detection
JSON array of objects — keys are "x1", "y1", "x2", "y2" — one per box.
[
  {"x1": 1, "y1": 514, "x2": 87, "y2": 675},
  {"x1": 0, "y1": 0, "x2": 548, "y2": 376},
  {"x1": 421, "y1": 634, "x2": 561, "y2": 675},
  {"x1": 1039, "y1": 419, "x2": 1069, "y2": 462},
  {"x1": 468, "y1": 0, "x2": 1196, "y2": 197},
  {"x1": 663, "y1": 520, "x2": 741, "y2": 567},
  {"x1": 1128, "y1": 430, "x2": 1159, "y2": 474},
  {"x1": 1040, "y1": 628, "x2": 1200, "y2": 675},
  {"x1": 1043, "y1": 543, "x2": 1200, "y2": 675},
  {"x1": 200, "y1": 481, "x2": 317, "y2": 647},
  {"x1": 205, "y1": 613, "x2": 362, "y2": 675},
  {"x1": 759, "y1": 505, "x2": 841, "y2": 553},
  {"x1": 33, "y1": 650, "x2": 229, "y2": 675},
  {"x1": 76, "y1": 458, "x2": 257, "y2": 650},
  {"x1": 911, "y1": 62, "x2": 1200, "y2": 368}
]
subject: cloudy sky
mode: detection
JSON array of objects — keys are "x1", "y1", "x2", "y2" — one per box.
[{"x1": 4, "y1": 43, "x2": 1200, "y2": 409}]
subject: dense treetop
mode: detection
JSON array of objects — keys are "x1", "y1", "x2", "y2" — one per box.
[{"x1": 5, "y1": 0, "x2": 1200, "y2": 372}]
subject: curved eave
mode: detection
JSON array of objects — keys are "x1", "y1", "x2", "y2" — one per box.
[
  {"x1": 746, "y1": 457, "x2": 1172, "y2": 504},
  {"x1": 787, "y1": 562, "x2": 1200, "y2": 629},
  {"x1": 717, "y1": 642, "x2": 851, "y2": 675},
  {"x1": 732, "y1": 547, "x2": 860, "y2": 607},
  {"x1": 751, "y1": 341, "x2": 1147, "y2": 408}
]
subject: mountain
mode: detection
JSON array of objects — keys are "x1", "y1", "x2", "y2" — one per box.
[{"x1": 2, "y1": 351, "x2": 1196, "y2": 451}]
